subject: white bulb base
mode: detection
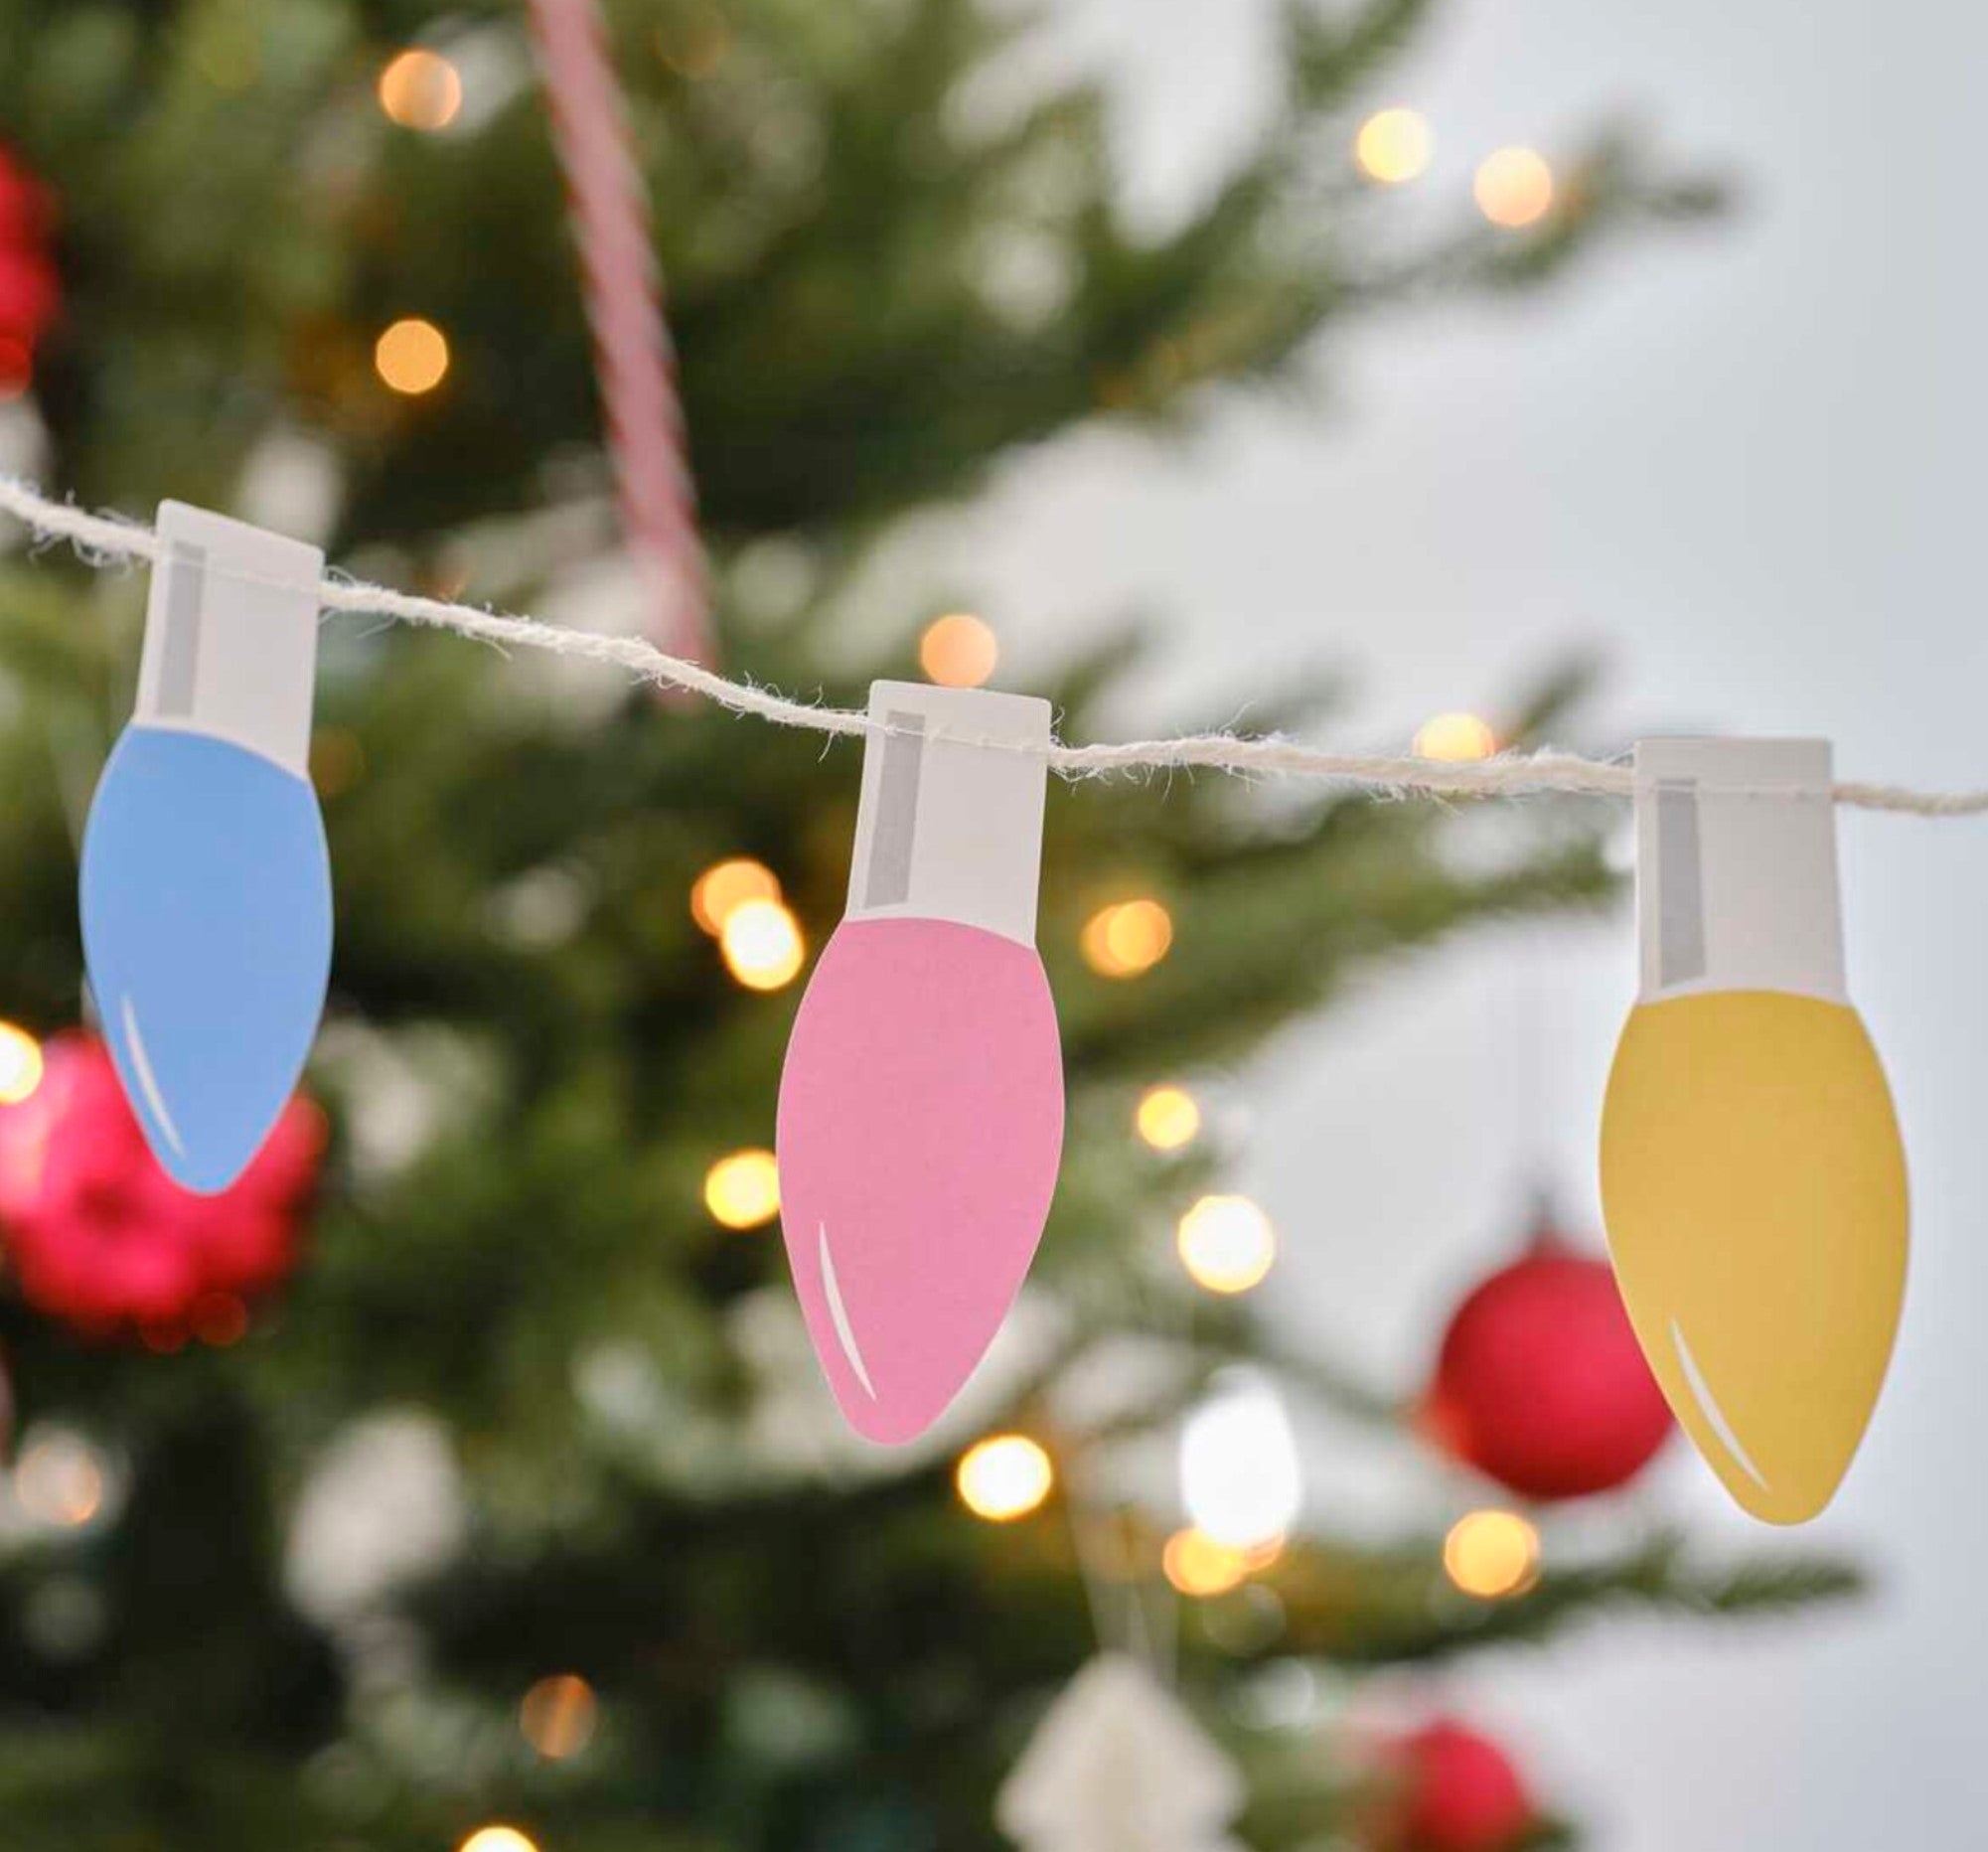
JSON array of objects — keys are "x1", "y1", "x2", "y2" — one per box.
[
  {"x1": 135, "y1": 501, "x2": 324, "y2": 780},
  {"x1": 846, "y1": 680, "x2": 1051, "y2": 946},
  {"x1": 1634, "y1": 737, "x2": 1845, "y2": 1005}
]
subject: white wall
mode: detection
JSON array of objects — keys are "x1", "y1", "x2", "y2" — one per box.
[{"x1": 950, "y1": 1, "x2": 1988, "y2": 1843}]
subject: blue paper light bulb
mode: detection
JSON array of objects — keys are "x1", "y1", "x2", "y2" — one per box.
[{"x1": 80, "y1": 502, "x2": 331, "y2": 1195}]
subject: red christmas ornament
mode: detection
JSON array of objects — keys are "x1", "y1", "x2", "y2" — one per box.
[
  {"x1": 1423, "y1": 1224, "x2": 1673, "y2": 1500},
  {"x1": 0, "y1": 141, "x2": 60, "y2": 391},
  {"x1": 0, "y1": 1032, "x2": 323, "y2": 1338},
  {"x1": 1380, "y1": 1719, "x2": 1534, "y2": 1852}
]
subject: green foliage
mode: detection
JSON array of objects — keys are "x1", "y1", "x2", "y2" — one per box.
[{"x1": 0, "y1": 2, "x2": 1817, "y2": 1849}]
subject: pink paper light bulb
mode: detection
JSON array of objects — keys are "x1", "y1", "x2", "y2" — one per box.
[{"x1": 777, "y1": 682, "x2": 1065, "y2": 1445}]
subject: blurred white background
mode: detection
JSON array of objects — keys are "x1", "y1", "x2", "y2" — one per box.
[{"x1": 942, "y1": 0, "x2": 1988, "y2": 1844}]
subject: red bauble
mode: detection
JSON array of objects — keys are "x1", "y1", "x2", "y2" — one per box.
[
  {"x1": 1424, "y1": 1231, "x2": 1672, "y2": 1500},
  {"x1": 0, "y1": 1032, "x2": 324, "y2": 1337},
  {"x1": 1383, "y1": 1720, "x2": 1534, "y2": 1852},
  {"x1": 0, "y1": 141, "x2": 60, "y2": 385}
]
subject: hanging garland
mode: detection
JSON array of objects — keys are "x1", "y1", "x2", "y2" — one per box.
[
  {"x1": 0, "y1": 0, "x2": 1964, "y2": 1535},
  {"x1": 0, "y1": 480, "x2": 1944, "y2": 1527}
]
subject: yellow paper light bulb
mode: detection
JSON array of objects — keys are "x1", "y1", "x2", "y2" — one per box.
[{"x1": 1600, "y1": 740, "x2": 1908, "y2": 1526}]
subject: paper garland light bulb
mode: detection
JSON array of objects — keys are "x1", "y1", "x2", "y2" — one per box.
[
  {"x1": 777, "y1": 682, "x2": 1063, "y2": 1445},
  {"x1": 1600, "y1": 739, "x2": 1908, "y2": 1524},
  {"x1": 80, "y1": 503, "x2": 332, "y2": 1195}
]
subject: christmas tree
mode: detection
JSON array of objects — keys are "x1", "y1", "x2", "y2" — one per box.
[{"x1": 0, "y1": 2, "x2": 1857, "y2": 1847}]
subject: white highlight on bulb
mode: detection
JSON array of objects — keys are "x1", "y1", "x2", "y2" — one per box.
[
  {"x1": 118, "y1": 995, "x2": 185, "y2": 1158},
  {"x1": 818, "y1": 1222, "x2": 878, "y2": 1400},
  {"x1": 1179, "y1": 1375, "x2": 1301, "y2": 1550}
]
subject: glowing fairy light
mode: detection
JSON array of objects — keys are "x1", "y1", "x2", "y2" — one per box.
[
  {"x1": 521, "y1": 1673, "x2": 599, "y2": 1761},
  {"x1": 1473, "y1": 148, "x2": 1555, "y2": 229},
  {"x1": 1080, "y1": 898, "x2": 1173, "y2": 979},
  {"x1": 704, "y1": 1150, "x2": 780, "y2": 1229},
  {"x1": 1176, "y1": 1194, "x2": 1276, "y2": 1295},
  {"x1": 719, "y1": 898, "x2": 806, "y2": 991},
  {"x1": 690, "y1": 857, "x2": 781, "y2": 936},
  {"x1": 13, "y1": 1432, "x2": 108, "y2": 1529},
  {"x1": 459, "y1": 1830, "x2": 539, "y2": 1852},
  {"x1": 1413, "y1": 711, "x2": 1497, "y2": 762},
  {"x1": 1443, "y1": 1508, "x2": 1541, "y2": 1599},
  {"x1": 0, "y1": 1021, "x2": 45, "y2": 1105},
  {"x1": 1355, "y1": 107, "x2": 1432, "y2": 184},
  {"x1": 1162, "y1": 1527, "x2": 1251, "y2": 1598},
  {"x1": 374, "y1": 317, "x2": 451, "y2": 395},
  {"x1": 956, "y1": 1434, "x2": 1054, "y2": 1522},
  {"x1": 918, "y1": 613, "x2": 1000, "y2": 689},
  {"x1": 1180, "y1": 1380, "x2": 1301, "y2": 1549},
  {"x1": 378, "y1": 49, "x2": 463, "y2": 130},
  {"x1": 1136, "y1": 1084, "x2": 1201, "y2": 1153}
]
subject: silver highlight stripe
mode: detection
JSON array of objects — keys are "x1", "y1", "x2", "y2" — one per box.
[
  {"x1": 862, "y1": 709, "x2": 926, "y2": 909},
  {"x1": 156, "y1": 541, "x2": 207, "y2": 720},
  {"x1": 1655, "y1": 778, "x2": 1708, "y2": 990}
]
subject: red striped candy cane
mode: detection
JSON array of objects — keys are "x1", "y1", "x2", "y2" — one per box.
[{"x1": 528, "y1": 0, "x2": 710, "y2": 666}]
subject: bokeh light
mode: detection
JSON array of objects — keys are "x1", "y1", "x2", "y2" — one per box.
[
  {"x1": 1176, "y1": 1194, "x2": 1276, "y2": 1295},
  {"x1": 521, "y1": 1673, "x2": 599, "y2": 1761},
  {"x1": 378, "y1": 48, "x2": 463, "y2": 130},
  {"x1": 1162, "y1": 1526, "x2": 1251, "y2": 1598},
  {"x1": 1136, "y1": 1084, "x2": 1201, "y2": 1153},
  {"x1": 14, "y1": 1433, "x2": 106, "y2": 1529},
  {"x1": 690, "y1": 856, "x2": 781, "y2": 937},
  {"x1": 955, "y1": 1434, "x2": 1054, "y2": 1522},
  {"x1": 918, "y1": 613, "x2": 1000, "y2": 689},
  {"x1": 1413, "y1": 711, "x2": 1497, "y2": 762},
  {"x1": 1080, "y1": 898, "x2": 1173, "y2": 979},
  {"x1": 1355, "y1": 107, "x2": 1432, "y2": 184},
  {"x1": 460, "y1": 1830, "x2": 539, "y2": 1852},
  {"x1": 719, "y1": 898, "x2": 806, "y2": 991},
  {"x1": 1443, "y1": 1508, "x2": 1541, "y2": 1599},
  {"x1": 704, "y1": 1149, "x2": 780, "y2": 1230},
  {"x1": 1473, "y1": 148, "x2": 1555, "y2": 229},
  {"x1": 1181, "y1": 1382, "x2": 1301, "y2": 1548},
  {"x1": 374, "y1": 317, "x2": 451, "y2": 395},
  {"x1": 0, "y1": 1021, "x2": 44, "y2": 1105}
]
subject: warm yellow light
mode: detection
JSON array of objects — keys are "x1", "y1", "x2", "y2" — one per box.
[
  {"x1": 1080, "y1": 898, "x2": 1174, "y2": 979},
  {"x1": 1355, "y1": 107, "x2": 1433, "y2": 184},
  {"x1": 375, "y1": 317, "x2": 451, "y2": 395},
  {"x1": 378, "y1": 48, "x2": 463, "y2": 130},
  {"x1": 1474, "y1": 148, "x2": 1555, "y2": 229},
  {"x1": 521, "y1": 1673, "x2": 598, "y2": 1761},
  {"x1": 459, "y1": 1830, "x2": 540, "y2": 1852},
  {"x1": 1161, "y1": 1527, "x2": 1251, "y2": 1597},
  {"x1": 955, "y1": 1434, "x2": 1054, "y2": 1522},
  {"x1": 0, "y1": 1021, "x2": 44, "y2": 1105},
  {"x1": 690, "y1": 856, "x2": 781, "y2": 937},
  {"x1": 704, "y1": 1149, "x2": 780, "y2": 1230},
  {"x1": 1176, "y1": 1194, "x2": 1277, "y2": 1295},
  {"x1": 918, "y1": 613, "x2": 1000, "y2": 689},
  {"x1": 1443, "y1": 1508, "x2": 1541, "y2": 1599},
  {"x1": 14, "y1": 1436, "x2": 105, "y2": 1529},
  {"x1": 720, "y1": 898, "x2": 806, "y2": 991},
  {"x1": 1414, "y1": 711, "x2": 1497, "y2": 762},
  {"x1": 1136, "y1": 1084, "x2": 1201, "y2": 1153}
]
